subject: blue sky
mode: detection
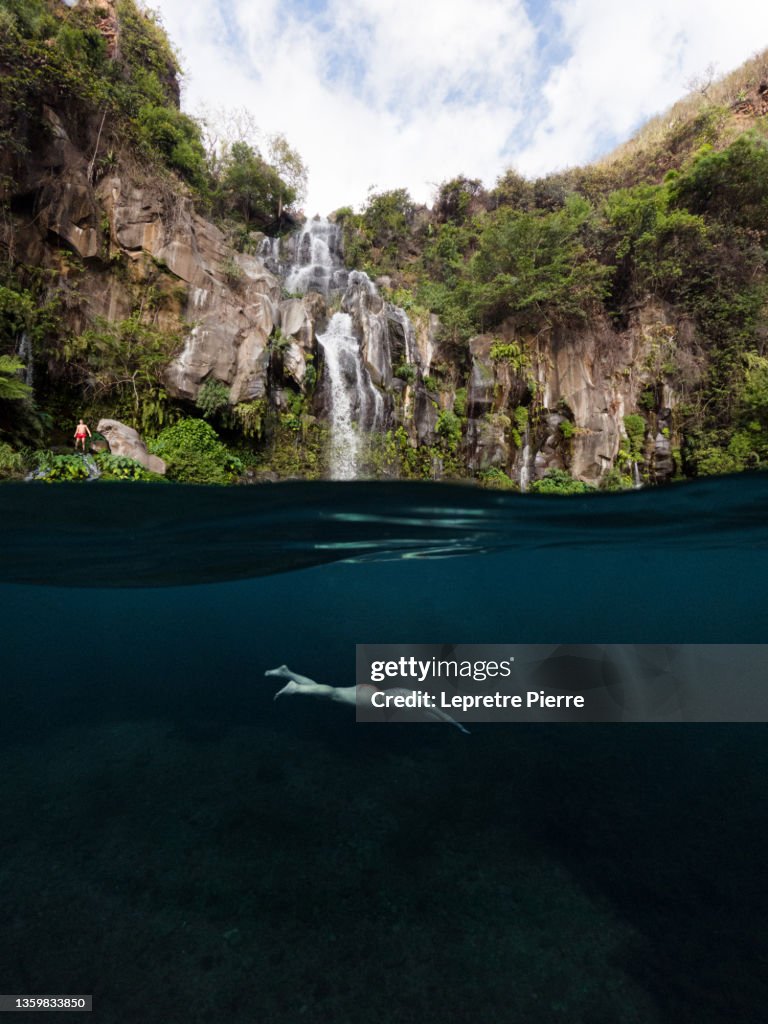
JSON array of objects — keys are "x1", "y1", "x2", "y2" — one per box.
[{"x1": 153, "y1": 0, "x2": 768, "y2": 215}]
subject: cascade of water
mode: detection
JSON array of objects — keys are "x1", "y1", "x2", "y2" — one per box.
[
  {"x1": 258, "y1": 236, "x2": 282, "y2": 278},
  {"x1": 82, "y1": 454, "x2": 101, "y2": 480},
  {"x1": 519, "y1": 425, "x2": 532, "y2": 492},
  {"x1": 285, "y1": 218, "x2": 347, "y2": 296},
  {"x1": 16, "y1": 331, "x2": 33, "y2": 387},
  {"x1": 318, "y1": 313, "x2": 383, "y2": 479},
  {"x1": 385, "y1": 305, "x2": 417, "y2": 366},
  {"x1": 262, "y1": 218, "x2": 427, "y2": 479},
  {"x1": 632, "y1": 460, "x2": 643, "y2": 489}
]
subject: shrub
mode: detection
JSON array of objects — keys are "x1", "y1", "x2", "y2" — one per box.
[
  {"x1": 33, "y1": 452, "x2": 90, "y2": 482},
  {"x1": 196, "y1": 379, "x2": 231, "y2": 419},
  {"x1": 394, "y1": 363, "x2": 416, "y2": 384},
  {"x1": 0, "y1": 355, "x2": 32, "y2": 402},
  {"x1": 453, "y1": 387, "x2": 468, "y2": 418},
  {"x1": 529, "y1": 469, "x2": 593, "y2": 495},
  {"x1": 149, "y1": 418, "x2": 242, "y2": 483},
  {"x1": 233, "y1": 399, "x2": 267, "y2": 439},
  {"x1": 599, "y1": 467, "x2": 633, "y2": 492},
  {"x1": 468, "y1": 196, "x2": 610, "y2": 331},
  {"x1": 670, "y1": 134, "x2": 768, "y2": 230},
  {"x1": 136, "y1": 105, "x2": 208, "y2": 188},
  {"x1": 623, "y1": 414, "x2": 646, "y2": 458},
  {"x1": 489, "y1": 341, "x2": 529, "y2": 372},
  {"x1": 434, "y1": 176, "x2": 483, "y2": 225},
  {"x1": 477, "y1": 467, "x2": 516, "y2": 490},
  {"x1": 0, "y1": 441, "x2": 24, "y2": 479},
  {"x1": 361, "y1": 187, "x2": 415, "y2": 252},
  {"x1": 94, "y1": 452, "x2": 159, "y2": 481},
  {"x1": 62, "y1": 312, "x2": 183, "y2": 435},
  {"x1": 217, "y1": 142, "x2": 295, "y2": 231},
  {"x1": 435, "y1": 409, "x2": 463, "y2": 448}
]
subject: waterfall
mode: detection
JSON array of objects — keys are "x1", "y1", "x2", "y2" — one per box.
[
  {"x1": 259, "y1": 216, "x2": 428, "y2": 479},
  {"x1": 16, "y1": 331, "x2": 33, "y2": 387},
  {"x1": 519, "y1": 425, "x2": 532, "y2": 492},
  {"x1": 632, "y1": 460, "x2": 643, "y2": 490},
  {"x1": 258, "y1": 235, "x2": 282, "y2": 278},
  {"x1": 83, "y1": 454, "x2": 101, "y2": 480},
  {"x1": 318, "y1": 313, "x2": 383, "y2": 479},
  {"x1": 284, "y1": 217, "x2": 347, "y2": 296},
  {"x1": 384, "y1": 304, "x2": 418, "y2": 366}
]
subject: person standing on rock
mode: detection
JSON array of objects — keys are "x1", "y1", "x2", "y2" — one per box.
[{"x1": 74, "y1": 418, "x2": 91, "y2": 451}]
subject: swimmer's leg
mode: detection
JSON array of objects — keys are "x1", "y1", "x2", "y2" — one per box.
[{"x1": 264, "y1": 665, "x2": 319, "y2": 687}]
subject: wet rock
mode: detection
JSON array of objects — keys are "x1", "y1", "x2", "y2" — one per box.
[
  {"x1": 466, "y1": 413, "x2": 510, "y2": 471},
  {"x1": 652, "y1": 432, "x2": 676, "y2": 481},
  {"x1": 413, "y1": 390, "x2": 439, "y2": 445},
  {"x1": 466, "y1": 337, "x2": 497, "y2": 418},
  {"x1": 342, "y1": 272, "x2": 391, "y2": 388}
]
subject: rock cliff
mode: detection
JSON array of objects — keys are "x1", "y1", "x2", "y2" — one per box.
[{"x1": 9, "y1": 1, "x2": 760, "y2": 486}]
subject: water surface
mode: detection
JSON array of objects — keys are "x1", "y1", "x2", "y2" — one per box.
[{"x1": 0, "y1": 477, "x2": 766, "y2": 1023}]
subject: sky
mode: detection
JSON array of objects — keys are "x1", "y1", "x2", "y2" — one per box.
[{"x1": 151, "y1": 0, "x2": 768, "y2": 215}]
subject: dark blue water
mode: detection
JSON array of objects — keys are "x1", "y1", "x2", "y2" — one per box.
[{"x1": 1, "y1": 477, "x2": 766, "y2": 1023}]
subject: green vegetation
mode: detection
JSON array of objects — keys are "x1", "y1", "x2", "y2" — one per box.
[
  {"x1": 149, "y1": 418, "x2": 242, "y2": 484},
  {"x1": 1, "y1": 7, "x2": 767, "y2": 486},
  {"x1": 477, "y1": 466, "x2": 516, "y2": 490},
  {"x1": 95, "y1": 452, "x2": 162, "y2": 481},
  {"x1": 0, "y1": 440, "x2": 24, "y2": 478},
  {"x1": 60, "y1": 312, "x2": 183, "y2": 435},
  {"x1": 215, "y1": 141, "x2": 296, "y2": 231},
  {"x1": 339, "y1": 188, "x2": 416, "y2": 274},
  {"x1": 195, "y1": 379, "x2": 231, "y2": 420},
  {"x1": 394, "y1": 362, "x2": 416, "y2": 384},
  {"x1": 623, "y1": 415, "x2": 646, "y2": 459},
  {"x1": 0, "y1": 0, "x2": 300, "y2": 229},
  {"x1": 32, "y1": 450, "x2": 90, "y2": 482},
  {"x1": 529, "y1": 470, "x2": 594, "y2": 495},
  {"x1": 338, "y1": 106, "x2": 768, "y2": 481},
  {"x1": 0, "y1": 355, "x2": 31, "y2": 402}
]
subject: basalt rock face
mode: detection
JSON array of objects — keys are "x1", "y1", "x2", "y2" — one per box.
[
  {"x1": 4, "y1": 106, "x2": 282, "y2": 407},
  {"x1": 298, "y1": 256, "x2": 685, "y2": 485},
  {"x1": 5, "y1": 84, "x2": 686, "y2": 485},
  {"x1": 274, "y1": 292, "x2": 328, "y2": 389},
  {"x1": 97, "y1": 175, "x2": 282, "y2": 403},
  {"x1": 458, "y1": 303, "x2": 688, "y2": 484}
]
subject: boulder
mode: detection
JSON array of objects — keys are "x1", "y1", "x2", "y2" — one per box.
[{"x1": 97, "y1": 419, "x2": 166, "y2": 475}]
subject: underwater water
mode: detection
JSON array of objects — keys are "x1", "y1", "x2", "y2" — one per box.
[{"x1": 0, "y1": 476, "x2": 766, "y2": 1023}]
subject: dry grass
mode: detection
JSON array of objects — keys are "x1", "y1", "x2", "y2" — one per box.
[{"x1": 594, "y1": 48, "x2": 768, "y2": 183}]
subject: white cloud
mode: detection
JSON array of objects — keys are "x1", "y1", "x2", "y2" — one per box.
[
  {"x1": 515, "y1": 0, "x2": 768, "y2": 176},
  {"x1": 152, "y1": 0, "x2": 768, "y2": 214}
]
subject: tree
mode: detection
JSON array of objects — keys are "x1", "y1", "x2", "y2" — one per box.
[
  {"x1": 267, "y1": 132, "x2": 308, "y2": 212},
  {"x1": 218, "y1": 141, "x2": 295, "y2": 230},
  {"x1": 468, "y1": 195, "x2": 609, "y2": 329},
  {"x1": 199, "y1": 108, "x2": 306, "y2": 217}
]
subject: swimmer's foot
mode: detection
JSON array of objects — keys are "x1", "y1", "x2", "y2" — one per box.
[
  {"x1": 273, "y1": 680, "x2": 299, "y2": 700},
  {"x1": 265, "y1": 665, "x2": 291, "y2": 680}
]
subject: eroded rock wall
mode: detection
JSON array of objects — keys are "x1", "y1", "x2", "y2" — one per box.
[
  {"x1": 4, "y1": 107, "x2": 283, "y2": 407},
  {"x1": 4, "y1": 98, "x2": 691, "y2": 486}
]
